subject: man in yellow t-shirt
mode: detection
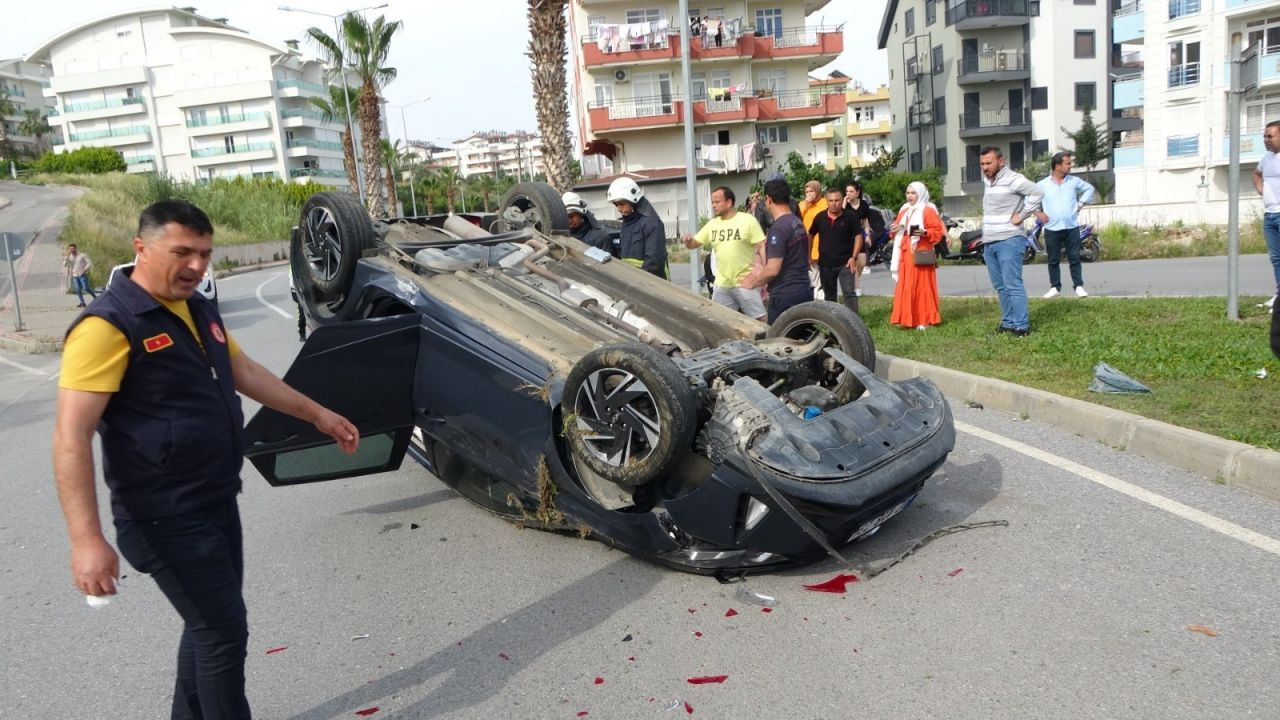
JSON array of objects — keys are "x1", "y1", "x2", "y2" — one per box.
[{"x1": 681, "y1": 186, "x2": 766, "y2": 320}]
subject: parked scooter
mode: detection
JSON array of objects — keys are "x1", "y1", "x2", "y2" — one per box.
[
  {"x1": 867, "y1": 211, "x2": 959, "y2": 268},
  {"x1": 1025, "y1": 220, "x2": 1103, "y2": 263}
]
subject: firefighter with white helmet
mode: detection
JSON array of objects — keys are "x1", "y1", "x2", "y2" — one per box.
[
  {"x1": 606, "y1": 177, "x2": 668, "y2": 278},
  {"x1": 561, "y1": 192, "x2": 617, "y2": 257}
]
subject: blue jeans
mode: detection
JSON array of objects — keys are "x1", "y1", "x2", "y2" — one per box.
[
  {"x1": 984, "y1": 238, "x2": 1029, "y2": 331},
  {"x1": 115, "y1": 498, "x2": 251, "y2": 720},
  {"x1": 72, "y1": 274, "x2": 97, "y2": 305},
  {"x1": 1265, "y1": 212, "x2": 1280, "y2": 295},
  {"x1": 1044, "y1": 227, "x2": 1083, "y2": 290}
]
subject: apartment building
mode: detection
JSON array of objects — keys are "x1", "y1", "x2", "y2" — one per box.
[
  {"x1": 0, "y1": 59, "x2": 56, "y2": 158},
  {"x1": 1111, "y1": 0, "x2": 1278, "y2": 220},
  {"x1": 451, "y1": 131, "x2": 547, "y2": 179},
  {"x1": 569, "y1": 0, "x2": 847, "y2": 214},
  {"x1": 878, "y1": 0, "x2": 1110, "y2": 208},
  {"x1": 27, "y1": 7, "x2": 349, "y2": 185},
  {"x1": 811, "y1": 82, "x2": 893, "y2": 171}
]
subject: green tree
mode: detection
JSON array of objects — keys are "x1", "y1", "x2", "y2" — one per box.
[
  {"x1": 307, "y1": 85, "x2": 360, "y2": 193},
  {"x1": 0, "y1": 90, "x2": 15, "y2": 161},
  {"x1": 527, "y1": 0, "x2": 574, "y2": 192},
  {"x1": 1062, "y1": 106, "x2": 1109, "y2": 173},
  {"x1": 18, "y1": 109, "x2": 52, "y2": 156},
  {"x1": 307, "y1": 12, "x2": 402, "y2": 217},
  {"x1": 437, "y1": 166, "x2": 460, "y2": 213},
  {"x1": 472, "y1": 173, "x2": 498, "y2": 212}
]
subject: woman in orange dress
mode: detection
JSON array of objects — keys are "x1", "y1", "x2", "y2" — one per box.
[{"x1": 889, "y1": 181, "x2": 943, "y2": 329}]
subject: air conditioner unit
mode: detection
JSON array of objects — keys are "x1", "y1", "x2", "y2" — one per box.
[
  {"x1": 997, "y1": 52, "x2": 1008, "y2": 70},
  {"x1": 614, "y1": 68, "x2": 630, "y2": 83},
  {"x1": 982, "y1": 43, "x2": 992, "y2": 53}
]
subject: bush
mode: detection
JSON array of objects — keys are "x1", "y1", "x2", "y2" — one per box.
[{"x1": 32, "y1": 147, "x2": 125, "y2": 174}]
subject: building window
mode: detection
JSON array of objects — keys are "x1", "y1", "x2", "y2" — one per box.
[
  {"x1": 1074, "y1": 0, "x2": 1095, "y2": 4},
  {"x1": 906, "y1": 56, "x2": 919, "y2": 82},
  {"x1": 1032, "y1": 139, "x2": 1049, "y2": 160},
  {"x1": 1168, "y1": 40, "x2": 1201, "y2": 88},
  {"x1": 755, "y1": 8, "x2": 783, "y2": 39},
  {"x1": 934, "y1": 96, "x2": 946, "y2": 125},
  {"x1": 931, "y1": 45, "x2": 944, "y2": 75},
  {"x1": 759, "y1": 124, "x2": 789, "y2": 144},
  {"x1": 1030, "y1": 86, "x2": 1049, "y2": 110},
  {"x1": 625, "y1": 8, "x2": 663, "y2": 24},
  {"x1": 1075, "y1": 82, "x2": 1096, "y2": 111},
  {"x1": 690, "y1": 72, "x2": 707, "y2": 101},
  {"x1": 935, "y1": 147, "x2": 947, "y2": 172},
  {"x1": 1245, "y1": 16, "x2": 1280, "y2": 56},
  {"x1": 1168, "y1": 0, "x2": 1201, "y2": 20},
  {"x1": 926, "y1": 0, "x2": 936, "y2": 25},
  {"x1": 833, "y1": 140, "x2": 843, "y2": 158},
  {"x1": 909, "y1": 151, "x2": 922, "y2": 172},
  {"x1": 1074, "y1": 30, "x2": 1096, "y2": 59},
  {"x1": 1167, "y1": 134, "x2": 1200, "y2": 157},
  {"x1": 853, "y1": 105, "x2": 875, "y2": 123},
  {"x1": 905, "y1": 8, "x2": 915, "y2": 36},
  {"x1": 755, "y1": 68, "x2": 787, "y2": 93}
]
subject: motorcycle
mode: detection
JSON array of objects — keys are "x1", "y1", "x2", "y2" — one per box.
[
  {"x1": 867, "y1": 211, "x2": 959, "y2": 268},
  {"x1": 1025, "y1": 221, "x2": 1103, "y2": 263}
]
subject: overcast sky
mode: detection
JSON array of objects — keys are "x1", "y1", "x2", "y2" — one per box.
[{"x1": 3, "y1": 0, "x2": 888, "y2": 146}]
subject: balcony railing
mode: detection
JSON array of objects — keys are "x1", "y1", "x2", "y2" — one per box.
[
  {"x1": 1113, "y1": 50, "x2": 1143, "y2": 67},
  {"x1": 281, "y1": 108, "x2": 329, "y2": 121},
  {"x1": 187, "y1": 111, "x2": 272, "y2": 128},
  {"x1": 1168, "y1": 62, "x2": 1200, "y2": 88},
  {"x1": 775, "y1": 88, "x2": 828, "y2": 110},
  {"x1": 772, "y1": 25, "x2": 841, "y2": 49},
  {"x1": 704, "y1": 95, "x2": 742, "y2": 113},
  {"x1": 290, "y1": 168, "x2": 346, "y2": 178},
  {"x1": 63, "y1": 96, "x2": 143, "y2": 113},
  {"x1": 3, "y1": 87, "x2": 26, "y2": 98},
  {"x1": 589, "y1": 94, "x2": 677, "y2": 120},
  {"x1": 124, "y1": 155, "x2": 155, "y2": 164},
  {"x1": 192, "y1": 142, "x2": 276, "y2": 158},
  {"x1": 959, "y1": 107, "x2": 1032, "y2": 130},
  {"x1": 1113, "y1": 0, "x2": 1143, "y2": 15},
  {"x1": 275, "y1": 79, "x2": 325, "y2": 93},
  {"x1": 1168, "y1": 0, "x2": 1200, "y2": 19},
  {"x1": 68, "y1": 125, "x2": 149, "y2": 142},
  {"x1": 48, "y1": 108, "x2": 58, "y2": 117},
  {"x1": 1167, "y1": 135, "x2": 1199, "y2": 157},
  {"x1": 959, "y1": 51, "x2": 1028, "y2": 76},
  {"x1": 946, "y1": 0, "x2": 1031, "y2": 25},
  {"x1": 287, "y1": 138, "x2": 343, "y2": 151}
]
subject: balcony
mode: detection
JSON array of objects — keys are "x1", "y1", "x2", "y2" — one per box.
[
  {"x1": 1111, "y1": 106, "x2": 1144, "y2": 133},
  {"x1": 3, "y1": 87, "x2": 25, "y2": 98},
  {"x1": 907, "y1": 107, "x2": 933, "y2": 129},
  {"x1": 125, "y1": 154, "x2": 156, "y2": 173},
  {"x1": 1168, "y1": 62, "x2": 1199, "y2": 89},
  {"x1": 290, "y1": 167, "x2": 347, "y2": 182},
  {"x1": 286, "y1": 138, "x2": 344, "y2": 157},
  {"x1": 1166, "y1": 134, "x2": 1199, "y2": 158},
  {"x1": 579, "y1": 23, "x2": 842, "y2": 69},
  {"x1": 280, "y1": 107, "x2": 333, "y2": 127},
  {"x1": 1225, "y1": 52, "x2": 1280, "y2": 90},
  {"x1": 1113, "y1": 50, "x2": 1144, "y2": 70},
  {"x1": 586, "y1": 87, "x2": 843, "y2": 133},
  {"x1": 1168, "y1": 0, "x2": 1200, "y2": 20},
  {"x1": 957, "y1": 51, "x2": 1029, "y2": 85},
  {"x1": 191, "y1": 141, "x2": 277, "y2": 165},
  {"x1": 59, "y1": 96, "x2": 146, "y2": 122},
  {"x1": 187, "y1": 111, "x2": 273, "y2": 136},
  {"x1": 958, "y1": 107, "x2": 1031, "y2": 138},
  {"x1": 1113, "y1": 2, "x2": 1145, "y2": 44},
  {"x1": 945, "y1": 0, "x2": 1033, "y2": 30},
  {"x1": 587, "y1": 95, "x2": 682, "y2": 132},
  {"x1": 752, "y1": 26, "x2": 843, "y2": 67},
  {"x1": 68, "y1": 125, "x2": 151, "y2": 147},
  {"x1": 275, "y1": 79, "x2": 325, "y2": 97},
  {"x1": 1114, "y1": 74, "x2": 1144, "y2": 108},
  {"x1": 755, "y1": 88, "x2": 845, "y2": 122},
  {"x1": 1215, "y1": 131, "x2": 1265, "y2": 164},
  {"x1": 1113, "y1": 143, "x2": 1144, "y2": 168}
]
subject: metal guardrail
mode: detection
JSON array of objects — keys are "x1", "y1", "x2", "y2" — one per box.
[
  {"x1": 1168, "y1": 0, "x2": 1200, "y2": 19},
  {"x1": 290, "y1": 168, "x2": 346, "y2": 178},
  {"x1": 187, "y1": 111, "x2": 272, "y2": 128},
  {"x1": 1168, "y1": 62, "x2": 1200, "y2": 88},
  {"x1": 124, "y1": 155, "x2": 155, "y2": 164},
  {"x1": 281, "y1": 108, "x2": 328, "y2": 121},
  {"x1": 192, "y1": 142, "x2": 276, "y2": 158},
  {"x1": 275, "y1": 79, "x2": 325, "y2": 93},
  {"x1": 1113, "y1": 0, "x2": 1143, "y2": 16},
  {"x1": 959, "y1": 51, "x2": 1028, "y2": 75},
  {"x1": 771, "y1": 24, "x2": 842, "y2": 48}
]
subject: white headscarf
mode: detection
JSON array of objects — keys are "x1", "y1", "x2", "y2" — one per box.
[{"x1": 890, "y1": 181, "x2": 937, "y2": 274}]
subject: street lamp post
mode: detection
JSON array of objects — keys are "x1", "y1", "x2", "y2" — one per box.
[
  {"x1": 392, "y1": 97, "x2": 430, "y2": 216},
  {"x1": 278, "y1": 3, "x2": 388, "y2": 203}
]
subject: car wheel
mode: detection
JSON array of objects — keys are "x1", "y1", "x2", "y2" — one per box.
[
  {"x1": 1080, "y1": 239, "x2": 1100, "y2": 263},
  {"x1": 563, "y1": 342, "x2": 696, "y2": 489},
  {"x1": 494, "y1": 182, "x2": 570, "y2": 235},
  {"x1": 293, "y1": 192, "x2": 374, "y2": 318},
  {"x1": 767, "y1": 301, "x2": 876, "y2": 401}
]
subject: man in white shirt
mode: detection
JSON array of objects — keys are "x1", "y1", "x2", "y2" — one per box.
[{"x1": 1252, "y1": 120, "x2": 1280, "y2": 310}]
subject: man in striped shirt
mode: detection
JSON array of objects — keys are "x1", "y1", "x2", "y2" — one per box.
[{"x1": 980, "y1": 146, "x2": 1043, "y2": 337}]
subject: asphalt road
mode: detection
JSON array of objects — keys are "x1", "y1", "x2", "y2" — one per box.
[
  {"x1": 0, "y1": 181, "x2": 80, "y2": 296},
  {"x1": 3, "y1": 268, "x2": 1280, "y2": 719}
]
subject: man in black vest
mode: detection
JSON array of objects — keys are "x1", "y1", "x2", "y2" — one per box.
[{"x1": 52, "y1": 200, "x2": 359, "y2": 719}]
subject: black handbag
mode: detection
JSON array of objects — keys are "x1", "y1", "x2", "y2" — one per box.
[{"x1": 913, "y1": 247, "x2": 937, "y2": 266}]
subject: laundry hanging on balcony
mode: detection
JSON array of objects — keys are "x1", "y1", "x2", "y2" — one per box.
[{"x1": 595, "y1": 18, "x2": 671, "y2": 53}]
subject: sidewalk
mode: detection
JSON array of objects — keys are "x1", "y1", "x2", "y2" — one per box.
[{"x1": 2, "y1": 217, "x2": 1276, "y2": 500}]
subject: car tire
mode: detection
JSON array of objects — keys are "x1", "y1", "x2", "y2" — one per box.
[
  {"x1": 563, "y1": 342, "x2": 696, "y2": 488},
  {"x1": 296, "y1": 191, "x2": 374, "y2": 296},
  {"x1": 1080, "y1": 239, "x2": 1101, "y2": 263},
  {"x1": 767, "y1": 301, "x2": 876, "y2": 401},
  {"x1": 495, "y1": 182, "x2": 570, "y2": 235}
]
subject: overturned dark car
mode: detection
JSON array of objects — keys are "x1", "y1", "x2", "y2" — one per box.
[{"x1": 245, "y1": 183, "x2": 955, "y2": 574}]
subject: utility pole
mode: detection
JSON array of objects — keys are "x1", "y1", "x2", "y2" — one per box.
[
  {"x1": 1227, "y1": 41, "x2": 1259, "y2": 320},
  {"x1": 678, "y1": 0, "x2": 699, "y2": 295}
]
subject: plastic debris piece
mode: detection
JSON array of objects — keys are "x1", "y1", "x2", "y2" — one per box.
[
  {"x1": 355, "y1": 708, "x2": 379, "y2": 717},
  {"x1": 684, "y1": 700, "x2": 694, "y2": 714},
  {"x1": 351, "y1": 634, "x2": 370, "y2": 641},
  {"x1": 761, "y1": 607, "x2": 773, "y2": 614},
  {"x1": 964, "y1": 400, "x2": 984, "y2": 409},
  {"x1": 686, "y1": 675, "x2": 728, "y2": 685},
  {"x1": 265, "y1": 646, "x2": 287, "y2": 655},
  {"x1": 724, "y1": 608, "x2": 738, "y2": 617},
  {"x1": 86, "y1": 595, "x2": 112, "y2": 608},
  {"x1": 1187, "y1": 624, "x2": 1219, "y2": 637},
  {"x1": 1088, "y1": 362, "x2": 1153, "y2": 394},
  {"x1": 410, "y1": 523, "x2": 420, "y2": 530},
  {"x1": 577, "y1": 712, "x2": 589, "y2": 718},
  {"x1": 1256, "y1": 368, "x2": 1268, "y2": 379},
  {"x1": 621, "y1": 633, "x2": 633, "y2": 642},
  {"x1": 692, "y1": 631, "x2": 703, "y2": 638},
  {"x1": 947, "y1": 568, "x2": 964, "y2": 577},
  {"x1": 593, "y1": 676, "x2": 604, "y2": 685},
  {"x1": 687, "y1": 608, "x2": 696, "y2": 614},
  {"x1": 803, "y1": 573, "x2": 860, "y2": 593},
  {"x1": 498, "y1": 652, "x2": 510, "y2": 661},
  {"x1": 665, "y1": 700, "x2": 680, "y2": 711},
  {"x1": 734, "y1": 586, "x2": 776, "y2": 607}
]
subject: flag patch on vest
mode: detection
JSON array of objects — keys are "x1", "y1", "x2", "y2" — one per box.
[
  {"x1": 143, "y1": 333, "x2": 174, "y2": 353},
  {"x1": 210, "y1": 321, "x2": 226, "y2": 344}
]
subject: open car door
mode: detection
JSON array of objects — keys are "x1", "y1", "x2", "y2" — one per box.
[{"x1": 245, "y1": 314, "x2": 420, "y2": 486}]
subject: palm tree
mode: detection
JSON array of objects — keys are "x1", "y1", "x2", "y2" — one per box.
[
  {"x1": 527, "y1": 0, "x2": 573, "y2": 192},
  {"x1": 378, "y1": 138, "x2": 404, "y2": 215},
  {"x1": 418, "y1": 172, "x2": 442, "y2": 215},
  {"x1": 307, "y1": 85, "x2": 360, "y2": 193},
  {"x1": 438, "y1": 166, "x2": 459, "y2": 213},
  {"x1": 0, "y1": 90, "x2": 16, "y2": 162},
  {"x1": 473, "y1": 173, "x2": 498, "y2": 212},
  {"x1": 17, "y1": 110, "x2": 52, "y2": 155},
  {"x1": 307, "y1": 13, "x2": 402, "y2": 217}
]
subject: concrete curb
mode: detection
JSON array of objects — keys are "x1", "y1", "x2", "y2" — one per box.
[{"x1": 875, "y1": 353, "x2": 1280, "y2": 502}]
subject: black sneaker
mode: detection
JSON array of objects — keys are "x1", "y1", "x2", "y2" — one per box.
[
  {"x1": 997, "y1": 325, "x2": 1014, "y2": 334},
  {"x1": 1010, "y1": 327, "x2": 1031, "y2": 337}
]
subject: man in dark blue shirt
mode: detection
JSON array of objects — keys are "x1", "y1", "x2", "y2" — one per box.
[{"x1": 743, "y1": 178, "x2": 811, "y2": 322}]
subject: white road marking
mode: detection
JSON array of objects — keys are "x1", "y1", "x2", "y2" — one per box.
[
  {"x1": 0, "y1": 354, "x2": 48, "y2": 377},
  {"x1": 956, "y1": 420, "x2": 1280, "y2": 558},
  {"x1": 254, "y1": 273, "x2": 294, "y2": 319}
]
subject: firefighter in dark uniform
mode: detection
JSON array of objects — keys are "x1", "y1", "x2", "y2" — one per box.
[
  {"x1": 607, "y1": 177, "x2": 669, "y2": 278},
  {"x1": 52, "y1": 200, "x2": 360, "y2": 719}
]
